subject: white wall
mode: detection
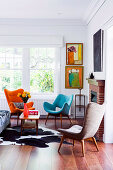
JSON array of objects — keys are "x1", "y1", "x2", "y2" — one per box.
[
  {"x1": 87, "y1": 0, "x2": 113, "y2": 80},
  {"x1": 105, "y1": 26, "x2": 113, "y2": 143},
  {"x1": 0, "y1": 19, "x2": 87, "y2": 117},
  {"x1": 87, "y1": 0, "x2": 113, "y2": 143}
]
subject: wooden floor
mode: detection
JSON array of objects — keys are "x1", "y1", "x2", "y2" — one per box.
[{"x1": 0, "y1": 118, "x2": 113, "y2": 170}]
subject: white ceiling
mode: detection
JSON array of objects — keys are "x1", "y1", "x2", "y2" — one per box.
[{"x1": 0, "y1": 0, "x2": 98, "y2": 21}]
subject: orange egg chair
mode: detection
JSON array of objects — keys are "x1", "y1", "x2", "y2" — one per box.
[{"x1": 4, "y1": 89, "x2": 35, "y2": 125}]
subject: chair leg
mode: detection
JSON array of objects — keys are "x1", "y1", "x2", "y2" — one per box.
[
  {"x1": 17, "y1": 119, "x2": 18, "y2": 126},
  {"x1": 73, "y1": 140, "x2": 75, "y2": 146},
  {"x1": 55, "y1": 116, "x2": 56, "y2": 128},
  {"x1": 17, "y1": 113, "x2": 19, "y2": 126},
  {"x1": 92, "y1": 137, "x2": 99, "y2": 151},
  {"x1": 7, "y1": 122, "x2": 11, "y2": 127},
  {"x1": 81, "y1": 140, "x2": 85, "y2": 157},
  {"x1": 67, "y1": 115, "x2": 72, "y2": 125},
  {"x1": 45, "y1": 113, "x2": 49, "y2": 125},
  {"x1": 58, "y1": 135, "x2": 65, "y2": 152},
  {"x1": 60, "y1": 114, "x2": 62, "y2": 128}
]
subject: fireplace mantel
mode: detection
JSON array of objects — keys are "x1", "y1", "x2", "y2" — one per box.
[
  {"x1": 87, "y1": 78, "x2": 105, "y2": 141},
  {"x1": 86, "y1": 78, "x2": 105, "y2": 86}
]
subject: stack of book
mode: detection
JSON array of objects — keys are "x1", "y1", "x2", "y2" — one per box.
[{"x1": 29, "y1": 110, "x2": 38, "y2": 115}]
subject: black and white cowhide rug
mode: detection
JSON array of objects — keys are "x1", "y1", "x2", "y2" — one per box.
[{"x1": 0, "y1": 126, "x2": 71, "y2": 148}]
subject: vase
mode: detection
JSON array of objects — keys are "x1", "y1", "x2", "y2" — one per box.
[{"x1": 23, "y1": 103, "x2": 29, "y2": 117}]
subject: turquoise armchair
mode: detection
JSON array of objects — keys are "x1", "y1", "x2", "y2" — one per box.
[{"x1": 43, "y1": 94, "x2": 74, "y2": 128}]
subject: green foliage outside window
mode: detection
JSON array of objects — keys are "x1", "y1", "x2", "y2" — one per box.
[
  {"x1": 30, "y1": 48, "x2": 55, "y2": 93},
  {"x1": 0, "y1": 48, "x2": 55, "y2": 93},
  {"x1": 0, "y1": 71, "x2": 22, "y2": 91},
  {"x1": 30, "y1": 70, "x2": 54, "y2": 93}
]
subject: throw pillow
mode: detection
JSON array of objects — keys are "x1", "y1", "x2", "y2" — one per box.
[{"x1": 13, "y1": 102, "x2": 24, "y2": 109}]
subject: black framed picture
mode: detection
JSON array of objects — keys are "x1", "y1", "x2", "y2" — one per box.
[{"x1": 93, "y1": 29, "x2": 103, "y2": 72}]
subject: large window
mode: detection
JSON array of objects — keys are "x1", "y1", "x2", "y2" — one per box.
[
  {"x1": 0, "y1": 48, "x2": 22, "y2": 92},
  {"x1": 30, "y1": 48, "x2": 55, "y2": 93},
  {"x1": 0, "y1": 47, "x2": 57, "y2": 94}
]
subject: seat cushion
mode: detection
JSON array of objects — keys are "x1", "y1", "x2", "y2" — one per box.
[{"x1": 58, "y1": 125, "x2": 83, "y2": 134}]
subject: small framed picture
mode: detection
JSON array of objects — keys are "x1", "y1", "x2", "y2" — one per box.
[
  {"x1": 66, "y1": 43, "x2": 83, "y2": 65},
  {"x1": 65, "y1": 66, "x2": 83, "y2": 89}
]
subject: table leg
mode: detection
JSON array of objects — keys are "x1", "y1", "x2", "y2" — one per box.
[
  {"x1": 21, "y1": 120, "x2": 23, "y2": 136},
  {"x1": 75, "y1": 95, "x2": 76, "y2": 119},
  {"x1": 36, "y1": 120, "x2": 38, "y2": 135},
  {"x1": 84, "y1": 96, "x2": 85, "y2": 117}
]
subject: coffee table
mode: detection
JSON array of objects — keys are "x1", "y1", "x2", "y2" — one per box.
[{"x1": 19, "y1": 113, "x2": 40, "y2": 135}]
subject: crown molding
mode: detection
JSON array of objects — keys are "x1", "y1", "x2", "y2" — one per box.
[
  {"x1": 83, "y1": 0, "x2": 107, "y2": 25},
  {"x1": 0, "y1": 18, "x2": 86, "y2": 27},
  {"x1": 0, "y1": 1, "x2": 108, "y2": 27}
]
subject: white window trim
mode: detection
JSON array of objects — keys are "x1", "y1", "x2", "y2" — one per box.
[
  {"x1": 22, "y1": 48, "x2": 30, "y2": 92},
  {"x1": 0, "y1": 34, "x2": 63, "y2": 96},
  {"x1": 22, "y1": 47, "x2": 61, "y2": 96},
  {"x1": 0, "y1": 47, "x2": 61, "y2": 96}
]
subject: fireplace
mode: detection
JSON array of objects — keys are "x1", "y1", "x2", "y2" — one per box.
[
  {"x1": 87, "y1": 79, "x2": 105, "y2": 141},
  {"x1": 91, "y1": 91, "x2": 97, "y2": 103}
]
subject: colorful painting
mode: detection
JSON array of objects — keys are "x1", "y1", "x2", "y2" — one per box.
[
  {"x1": 66, "y1": 43, "x2": 83, "y2": 65},
  {"x1": 93, "y1": 29, "x2": 103, "y2": 72},
  {"x1": 65, "y1": 66, "x2": 83, "y2": 89}
]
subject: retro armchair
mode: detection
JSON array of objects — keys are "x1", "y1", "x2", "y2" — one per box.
[
  {"x1": 43, "y1": 94, "x2": 73, "y2": 128},
  {"x1": 58, "y1": 102, "x2": 105, "y2": 156},
  {"x1": 4, "y1": 89, "x2": 35, "y2": 125}
]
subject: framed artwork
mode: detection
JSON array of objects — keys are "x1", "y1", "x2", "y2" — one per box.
[
  {"x1": 93, "y1": 29, "x2": 103, "y2": 72},
  {"x1": 65, "y1": 66, "x2": 83, "y2": 89},
  {"x1": 66, "y1": 43, "x2": 83, "y2": 65}
]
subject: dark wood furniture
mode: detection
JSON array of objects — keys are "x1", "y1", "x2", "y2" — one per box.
[
  {"x1": 75, "y1": 93, "x2": 85, "y2": 119},
  {"x1": 19, "y1": 113, "x2": 40, "y2": 135},
  {"x1": 10, "y1": 112, "x2": 20, "y2": 126},
  {"x1": 45, "y1": 113, "x2": 72, "y2": 128}
]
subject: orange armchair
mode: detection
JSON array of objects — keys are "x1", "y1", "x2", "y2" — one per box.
[{"x1": 4, "y1": 89, "x2": 35, "y2": 125}]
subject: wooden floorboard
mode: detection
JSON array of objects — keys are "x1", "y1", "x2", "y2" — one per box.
[{"x1": 0, "y1": 118, "x2": 113, "y2": 170}]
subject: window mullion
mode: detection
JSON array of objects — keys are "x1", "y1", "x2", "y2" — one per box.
[
  {"x1": 54, "y1": 48, "x2": 60, "y2": 94},
  {"x1": 22, "y1": 48, "x2": 30, "y2": 91}
]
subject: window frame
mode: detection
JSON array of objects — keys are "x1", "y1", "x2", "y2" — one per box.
[
  {"x1": 0, "y1": 48, "x2": 23, "y2": 92},
  {"x1": 29, "y1": 47, "x2": 56, "y2": 95},
  {"x1": 0, "y1": 47, "x2": 60, "y2": 96}
]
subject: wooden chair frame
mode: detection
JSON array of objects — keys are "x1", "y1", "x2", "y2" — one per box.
[
  {"x1": 58, "y1": 135, "x2": 99, "y2": 157},
  {"x1": 10, "y1": 112, "x2": 20, "y2": 126},
  {"x1": 45, "y1": 113, "x2": 72, "y2": 128}
]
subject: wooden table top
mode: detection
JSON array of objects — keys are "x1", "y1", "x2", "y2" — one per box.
[{"x1": 19, "y1": 113, "x2": 40, "y2": 120}]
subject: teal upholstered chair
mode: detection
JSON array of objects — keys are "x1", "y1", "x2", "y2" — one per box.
[{"x1": 43, "y1": 94, "x2": 74, "y2": 128}]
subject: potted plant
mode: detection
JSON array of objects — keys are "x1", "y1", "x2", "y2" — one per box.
[{"x1": 17, "y1": 91, "x2": 31, "y2": 117}]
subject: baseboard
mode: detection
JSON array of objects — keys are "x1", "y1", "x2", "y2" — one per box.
[{"x1": 40, "y1": 115, "x2": 84, "y2": 119}]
